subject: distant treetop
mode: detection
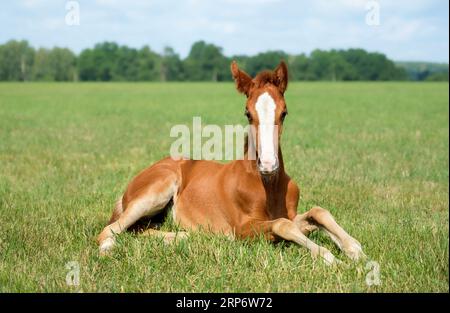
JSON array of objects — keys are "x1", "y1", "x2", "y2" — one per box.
[{"x1": 0, "y1": 40, "x2": 448, "y2": 82}]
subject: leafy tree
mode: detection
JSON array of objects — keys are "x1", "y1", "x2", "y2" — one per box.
[
  {"x1": 308, "y1": 49, "x2": 357, "y2": 81},
  {"x1": 135, "y1": 46, "x2": 160, "y2": 81},
  {"x1": 32, "y1": 48, "x2": 52, "y2": 81},
  {"x1": 339, "y1": 49, "x2": 407, "y2": 81},
  {"x1": 184, "y1": 41, "x2": 229, "y2": 81},
  {"x1": 78, "y1": 42, "x2": 118, "y2": 81},
  {"x1": 0, "y1": 40, "x2": 34, "y2": 81},
  {"x1": 0, "y1": 39, "x2": 439, "y2": 82},
  {"x1": 244, "y1": 51, "x2": 288, "y2": 77},
  {"x1": 425, "y1": 71, "x2": 449, "y2": 81},
  {"x1": 288, "y1": 53, "x2": 311, "y2": 80},
  {"x1": 33, "y1": 48, "x2": 77, "y2": 81},
  {"x1": 159, "y1": 47, "x2": 184, "y2": 81},
  {"x1": 114, "y1": 46, "x2": 138, "y2": 81},
  {"x1": 78, "y1": 42, "x2": 161, "y2": 81}
]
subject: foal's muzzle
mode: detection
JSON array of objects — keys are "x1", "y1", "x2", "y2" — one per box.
[{"x1": 257, "y1": 157, "x2": 279, "y2": 175}]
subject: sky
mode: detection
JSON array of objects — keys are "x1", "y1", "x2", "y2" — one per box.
[{"x1": 0, "y1": 0, "x2": 448, "y2": 62}]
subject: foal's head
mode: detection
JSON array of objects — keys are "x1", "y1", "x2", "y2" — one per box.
[{"x1": 231, "y1": 61, "x2": 288, "y2": 176}]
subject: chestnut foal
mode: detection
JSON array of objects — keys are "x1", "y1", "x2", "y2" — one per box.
[{"x1": 97, "y1": 61, "x2": 364, "y2": 265}]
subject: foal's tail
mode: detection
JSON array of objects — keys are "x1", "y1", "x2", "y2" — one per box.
[{"x1": 108, "y1": 196, "x2": 124, "y2": 224}]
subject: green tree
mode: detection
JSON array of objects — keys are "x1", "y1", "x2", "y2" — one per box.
[
  {"x1": 136, "y1": 46, "x2": 160, "y2": 81},
  {"x1": 33, "y1": 47, "x2": 76, "y2": 81},
  {"x1": 159, "y1": 47, "x2": 184, "y2": 81},
  {"x1": 114, "y1": 45, "x2": 139, "y2": 81},
  {"x1": 0, "y1": 39, "x2": 417, "y2": 82},
  {"x1": 288, "y1": 54, "x2": 311, "y2": 80},
  {"x1": 245, "y1": 51, "x2": 288, "y2": 77},
  {"x1": 32, "y1": 48, "x2": 52, "y2": 81},
  {"x1": 78, "y1": 42, "x2": 121, "y2": 81},
  {"x1": 308, "y1": 50, "x2": 357, "y2": 81},
  {"x1": 184, "y1": 41, "x2": 229, "y2": 81},
  {"x1": 340, "y1": 49, "x2": 407, "y2": 81},
  {"x1": 0, "y1": 40, "x2": 35, "y2": 81},
  {"x1": 425, "y1": 71, "x2": 449, "y2": 81}
]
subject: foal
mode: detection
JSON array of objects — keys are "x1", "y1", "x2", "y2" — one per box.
[{"x1": 97, "y1": 61, "x2": 364, "y2": 265}]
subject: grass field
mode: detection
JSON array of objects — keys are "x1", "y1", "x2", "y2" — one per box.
[{"x1": 0, "y1": 82, "x2": 448, "y2": 292}]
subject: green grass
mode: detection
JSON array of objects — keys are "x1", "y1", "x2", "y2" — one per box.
[{"x1": 0, "y1": 82, "x2": 448, "y2": 292}]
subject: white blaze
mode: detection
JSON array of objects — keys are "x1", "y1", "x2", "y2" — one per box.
[{"x1": 255, "y1": 92, "x2": 277, "y2": 170}]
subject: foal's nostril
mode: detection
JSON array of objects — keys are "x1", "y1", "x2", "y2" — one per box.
[
  {"x1": 257, "y1": 157, "x2": 279, "y2": 174},
  {"x1": 272, "y1": 158, "x2": 279, "y2": 170}
]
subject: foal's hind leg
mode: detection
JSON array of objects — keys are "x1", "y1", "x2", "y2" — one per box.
[
  {"x1": 97, "y1": 176, "x2": 178, "y2": 255},
  {"x1": 294, "y1": 207, "x2": 365, "y2": 261},
  {"x1": 139, "y1": 228, "x2": 189, "y2": 244},
  {"x1": 269, "y1": 218, "x2": 339, "y2": 266}
]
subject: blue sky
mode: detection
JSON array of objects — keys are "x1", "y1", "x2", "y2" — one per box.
[{"x1": 1, "y1": 0, "x2": 448, "y2": 62}]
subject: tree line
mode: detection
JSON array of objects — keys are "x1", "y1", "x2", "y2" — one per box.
[{"x1": 0, "y1": 39, "x2": 447, "y2": 82}]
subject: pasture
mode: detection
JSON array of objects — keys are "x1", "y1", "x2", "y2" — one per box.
[{"x1": 0, "y1": 82, "x2": 448, "y2": 292}]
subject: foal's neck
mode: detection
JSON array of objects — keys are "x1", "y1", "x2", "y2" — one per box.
[
  {"x1": 243, "y1": 146, "x2": 285, "y2": 213},
  {"x1": 260, "y1": 147, "x2": 285, "y2": 213}
]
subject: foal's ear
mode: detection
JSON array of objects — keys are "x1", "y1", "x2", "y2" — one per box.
[
  {"x1": 274, "y1": 61, "x2": 288, "y2": 95},
  {"x1": 231, "y1": 61, "x2": 253, "y2": 97}
]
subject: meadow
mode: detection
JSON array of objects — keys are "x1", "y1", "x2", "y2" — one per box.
[{"x1": 0, "y1": 82, "x2": 448, "y2": 292}]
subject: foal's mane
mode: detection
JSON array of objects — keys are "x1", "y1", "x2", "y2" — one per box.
[{"x1": 252, "y1": 70, "x2": 279, "y2": 89}]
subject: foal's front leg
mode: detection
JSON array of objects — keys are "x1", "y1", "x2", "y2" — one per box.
[
  {"x1": 294, "y1": 207, "x2": 365, "y2": 261},
  {"x1": 269, "y1": 218, "x2": 339, "y2": 265}
]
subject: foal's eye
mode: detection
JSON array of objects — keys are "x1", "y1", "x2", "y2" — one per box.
[{"x1": 281, "y1": 110, "x2": 288, "y2": 121}]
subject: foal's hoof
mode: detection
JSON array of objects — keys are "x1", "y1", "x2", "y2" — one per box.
[
  {"x1": 99, "y1": 237, "x2": 115, "y2": 256},
  {"x1": 314, "y1": 248, "x2": 341, "y2": 266},
  {"x1": 322, "y1": 250, "x2": 342, "y2": 266},
  {"x1": 343, "y1": 238, "x2": 366, "y2": 261}
]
